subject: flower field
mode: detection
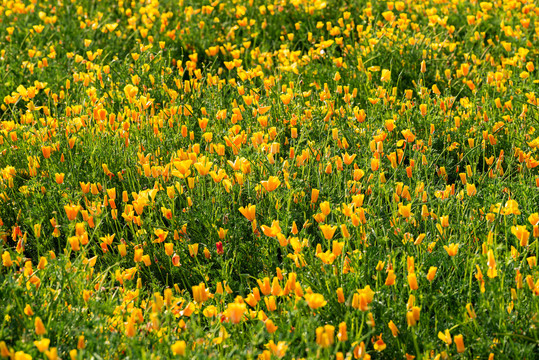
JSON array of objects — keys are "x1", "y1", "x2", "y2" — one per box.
[{"x1": 1, "y1": 0, "x2": 538, "y2": 358}]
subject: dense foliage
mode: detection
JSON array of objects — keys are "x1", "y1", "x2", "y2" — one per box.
[{"x1": 0, "y1": 0, "x2": 538, "y2": 358}]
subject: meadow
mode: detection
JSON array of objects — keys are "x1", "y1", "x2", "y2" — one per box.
[{"x1": 0, "y1": 0, "x2": 538, "y2": 358}]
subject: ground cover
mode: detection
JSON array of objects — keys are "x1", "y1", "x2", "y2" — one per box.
[{"x1": 0, "y1": 0, "x2": 538, "y2": 358}]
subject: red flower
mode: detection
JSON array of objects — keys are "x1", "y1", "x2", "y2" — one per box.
[{"x1": 216, "y1": 241, "x2": 224, "y2": 255}]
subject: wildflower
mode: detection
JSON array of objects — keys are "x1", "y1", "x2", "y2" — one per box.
[
  {"x1": 304, "y1": 293, "x2": 326, "y2": 310},
  {"x1": 55, "y1": 173, "x2": 65, "y2": 184},
  {"x1": 426, "y1": 267, "x2": 437, "y2": 281},
  {"x1": 261, "y1": 176, "x2": 281, "y2": 192},
  {"x1": 217, "y1": 228, "x2": 228, "y2": 239},
  {"x1": 454, "y1": 334, "x2": 465, "y2": 353},
  {"x1": 171, "y1": 340, "x2": 186, "y2": 355},
  {"x1": 239, "y1": 204, "x2": 256, "y2": 221},
  {"x1": 153, "y1": 229, "x2": 168, "y2": 243},
  {"x1": 440, "y1": 215, "x2": 449, "y2": 227},
  {"x1": 380, "y1": 69, "x2": 391, "y2": 82},
  {"x1": 265, "y1": 319, "x2": 278, "y2": 333},
  {"x1": 319, "y1": 224, "x2": 337, "y2": 240},
  {"x1": 466, "y1": 183, "x2": 477, "y2": 196},
  {"x1": 398, "y1": 203, "x2": 413, "y2": 218},
  {"x1": 511, "y1": 226, "x2": 530, "y2": 247},
  {"x1": 438, "y1": 329, "x2": 452, "y2": 345},
  {"x1": 503, "y1": 200, "x2": 520, "y2": 215},
  {"x1": 373, "y1": 334, "x2": 386, "y2": 351},
  {"x1": 388, "y1": 321, "x2": 399, "y2": 337},
  {"x1": 385, "y1": 270, "x2": 396, "y2": 286},
  {"x1": 407, "y1": 273, "x2": 419, "y2": 290},
  {"x1": 2, "y1": 251, "x2": 12, "y2": 267},
  {"x1": 265, "y1": 341, "x2": 288, "y2": 358},
  {"x1": 311, "y1": 188, "x2": 320, "y2": 203},
  {"x1": 320, "y1": 201, "x2": 331, "y2": 215},
  {"x1": 35, "y1": 317, "x2": 46, "y2": 335},
  {"x1": 216, "y1": 241, "x2": 224, "y2": 255},
  {"x1": 225, "y1": 302, "x2": 246, "y2": 324},
  {"x1": 316, "y1": 325, "x2": 335, "y2": 347},
  {"x1": 34, "y1": 338, "x2": 50, "y2": 352},
  {"x1": 336, "y1": 288, "x2": 345, "y2": 303},
  {"x1": 444, "y1": 243, "x2": 459, "y2": 256},
  {"x1": 419, "y1": 104, "x2": 427, "y2": 116}
]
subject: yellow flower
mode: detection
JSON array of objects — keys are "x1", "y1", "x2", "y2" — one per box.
[
  {"x1": 319, "y1": 224, "x2": 337, "y2": 240},
  {"x1": 153, "y1": 229, "x2": 168, "y2": 243},
  {"x1": 511, "y1": 225, "x2": 530, "y2": 247},
  {"x1": 304, "y1": 293, "x2": 326, "y2": 310},
  {"x1": 171, "y1": 340, "x2": 186, "y2": 355},
  {"x1": 503, "y1": 200, "x2": 521, "y2": 215},
  {"x1": 440, "y1": 215, "x2": 449, "y2": 227},
  {"x1": 438, "y1": 329, "x2": 452, "y2": 345},
  {"x1": 225, "y1": 302, "x2": 246, "y2": 324},
  {"x1": 316, "y1": 325, "x2": 335, "y2": 347},
  {"x1": 320, "y1": 201, "x2": 331, "y2": 216},
  {"x1": 380, "y1": 69, "x2": 391, "y2": 82},
  {"x1": 261, "y1": 176, "x2": 281, "y2": 192},
  {"x1": 443, "y1": 243, "x2": 459, "y2": 256},
  {"x1": 373, "y1": 334, "x2": 386, "y2": 351},
  {"x1": 34, "y1": 338, "x2": 50, "y2": 352},
  {"x1": 398, "y1": 203, "x2": 413, "y2": 218},
  {"x1": 2, "y1": 252, "x2": 12, "y2": 267},
  {"x1": 239, "y1": 204, "x2": 256, "y2": 221}
]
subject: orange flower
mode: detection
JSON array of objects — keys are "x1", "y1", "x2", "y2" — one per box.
[
  {"x1": 419, "y1": 104, "x2": 427, "y2": 116},
  {"x1": 440, "y1": 215, "x2": 449, "y2": 228},
  {"x1": 153, "y1": 229, "x2": 168, "y2": 243},
  {"x1": 304, "y1": 293, "x2": 326, "y2": 310},
  {"x1": 261, "y1": 176, "x2": 281, "y2": 192},
  {"x1": 55, "y1": 173, "x2": 65, "y2": 184},
  {"x1": 265, "y1": 319, "x2": 278, "y2": 333},
  {"x1": 342, "y1": 152, "x2": 356, "y2": 165},
  {"x1": 194, "y1": 159, "x2": 213, "y2": 176},
  {"x1": 319, "y1": 224, "x2": 337, "y2": 240},
  {"x1": 466, "y1": 183, "x2": 477, "y2": 196},
  {"x1": 388, "y1": 321, "x2": 399, "y2": 337},
  {"x1": 41, "y1": 146, "x2": 52, "y2": 159},
  {"x1": 311, "y1": 188, "x2": 320, "y2": 203},
  {"x1": 225, "y1": 302, "x2": 246, "y2": 324},
  {"x1": 511, "y1": 225, "x2": 530, "y2": 247},
  {"x1": 385, "y1": 270, "x2": 396, "y2": 286},
  {"x1": 407, "y1": 273, "x2": 419, "y2": 290},
  {"x1": 454, "y1": 334, "x2": 465, "y2": 353},
  {"x1": 373, "y1": 334, "x2": 386, "y2": 352},
  {"x1": 426, "y1": 267, "x2": 437, "y2": 281},
  {"x1": 401, "y1": 129, "x2": 416, "y2": 142},
  {"x1": 239, "y1": 204, "x2": 256, "y2": 221},
  {"x1": 398, "y1": 203, "x2": 413, "y2": 218},
  {"x1": 35, "y1": 317, "x2": 46, "y2": 335},
  {"x1": 316, "y1": 325, "x2": 335, "y2": 347},
  {"x1": 171, "y1": 341, "x2": 186, "y2": 355},
  {"x1": 443, "y1": 243, "x2": 459, "y2": 256},
  {"x1": 336, "y1": 288, "x2": 345, "y2": 303},
  {"x1": 337, "y1": 322, "x2": 348, "y2": 341},
  {"x1": 320, "y1": 201, "x2": 331, "y2": 216}
]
